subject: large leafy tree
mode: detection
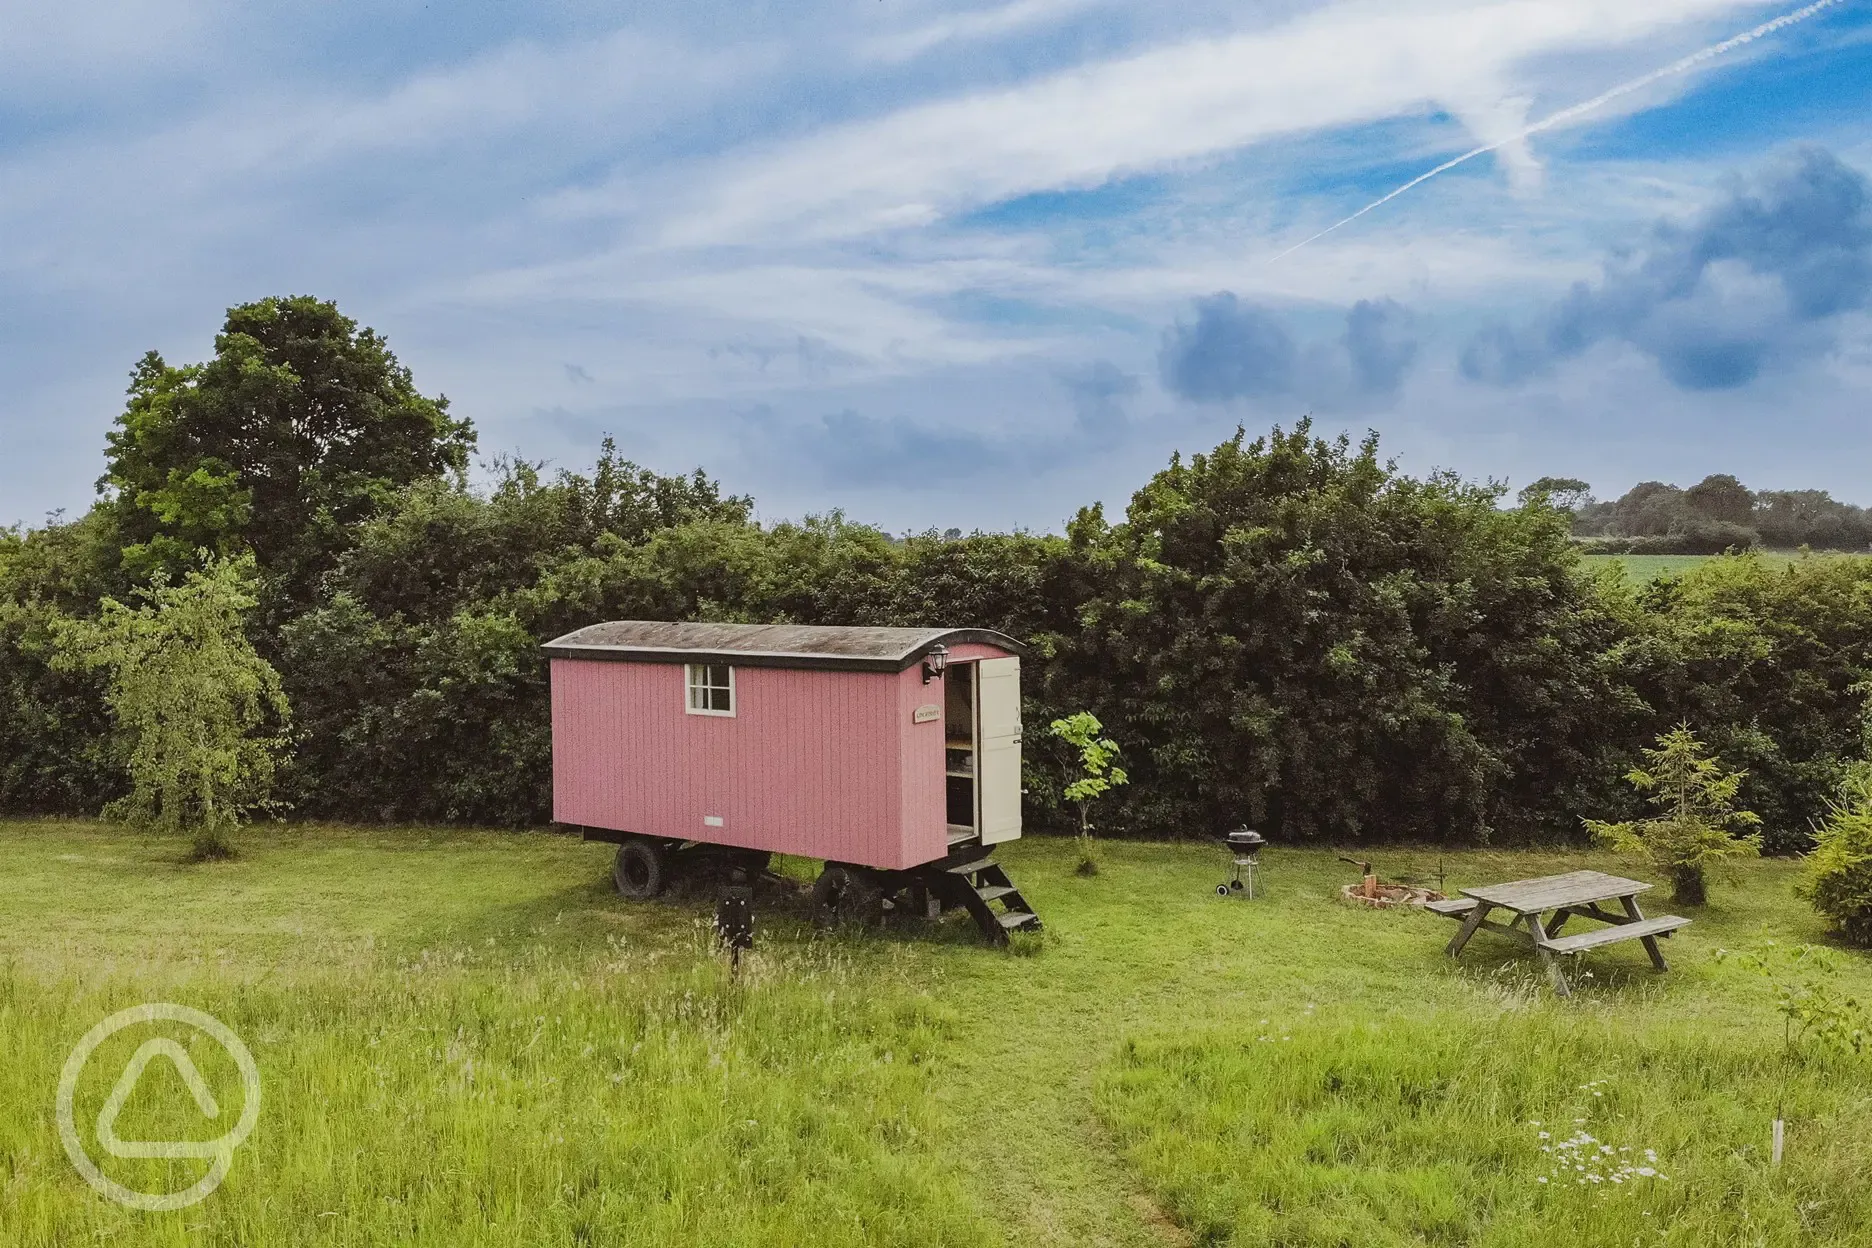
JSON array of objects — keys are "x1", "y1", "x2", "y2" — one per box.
[
  {"x1": 1516, "y1": 476, "x2": 1593, "y2": 512},
  {"x1": 276, "y1": 445, "x2": 758, "y2": 824},
  {"x1": 1053, "y1": 420, "x2": 1631, "y2": 843},
  {"x1": 0, "y1": 513, "x2": 123, "y2": 811},
  {"x1": 1684, "y1": 473, "x2": 1755, "y2": 527},
  {"x1": 1605, "y1": 552, "x2": 1872, "y2": 851},
  {"x1": 102, "y1": 296, "x2": 476, "y2": 609}
]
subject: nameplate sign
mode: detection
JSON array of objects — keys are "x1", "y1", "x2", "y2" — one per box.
[{"x1": 913, "y1": 704, "x2": 941, "y2": 723}]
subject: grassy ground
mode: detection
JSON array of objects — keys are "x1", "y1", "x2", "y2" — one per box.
[
  {"x1": 1578, "y1": 551, "x2": 1868, "y2": 580},
  {"x1": 2, "y1": 822, "x2": 1869, "y2": 1246}
]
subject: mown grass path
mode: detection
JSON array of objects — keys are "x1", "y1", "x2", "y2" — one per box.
[{"x1": 0, "y1": 822, "x2": 1863, "y2": 1245}]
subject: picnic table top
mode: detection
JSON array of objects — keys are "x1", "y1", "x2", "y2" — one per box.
[{"x1": 1460, "y1": 870, "x2": 1652, "y2": 914}]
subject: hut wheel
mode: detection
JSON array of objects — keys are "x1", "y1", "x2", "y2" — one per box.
[{"x1": 613, "y1": 839, "x2": 668, "y2": 899}]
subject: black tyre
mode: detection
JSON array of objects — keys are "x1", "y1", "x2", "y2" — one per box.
[
  {"x1": 1216, "y1": 883, "x2": 1231, "y2": 897},
  {"x1": 812, "y1": 864, "x2": 886, "y2": 928},
  {"x1": 613, "y1": 839, "x2": 668, "y2": 899}
]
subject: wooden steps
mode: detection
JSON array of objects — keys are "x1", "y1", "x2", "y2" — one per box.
[{"x1": 930, "y1": 853, "x2": 1040, "y2": 942}]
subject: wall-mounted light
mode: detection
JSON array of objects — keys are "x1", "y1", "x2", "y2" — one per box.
[{"x1": 922, "y1": 644, "x2": 949, "y2": 685}]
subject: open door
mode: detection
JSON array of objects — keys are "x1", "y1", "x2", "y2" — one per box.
[
  {"x1": 976, "y1": 657, "x2": 1022, "y2": 845},
  {"x1": 944, "y1": 666, "x2": 977, "y2": 837}
]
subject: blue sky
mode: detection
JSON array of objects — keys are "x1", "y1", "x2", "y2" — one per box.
[{"x1": 3, "y1": 0, "x2": 1870, "y2": 532}]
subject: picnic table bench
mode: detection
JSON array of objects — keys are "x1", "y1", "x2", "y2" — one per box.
[{"x1": 1430, "y1": 870, "x2": 1689, "y2": 997}]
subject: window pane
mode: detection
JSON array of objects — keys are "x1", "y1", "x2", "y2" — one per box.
[{"x1": 686, "y1": 664, "x2": 733, "y2": 713}]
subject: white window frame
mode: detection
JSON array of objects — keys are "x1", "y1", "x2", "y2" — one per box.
[{"x1": 685, "y1": 663, "x2": 735, "y2": 717}]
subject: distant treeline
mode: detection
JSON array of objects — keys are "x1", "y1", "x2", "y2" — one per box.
[
  {"x1": 8, "y1": 297, "x2": 1872, "y2": 851},
  {"x1": 1521, "y1": 474, "x2": 1872, "y2": 555}
]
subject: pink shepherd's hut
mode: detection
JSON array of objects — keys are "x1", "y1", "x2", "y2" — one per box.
[{"x1": 544, "y1": 621, "x2": 1039, "y2": 939}]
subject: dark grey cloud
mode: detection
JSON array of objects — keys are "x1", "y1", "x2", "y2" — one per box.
[
  {"x1": 1158, "y1": 294, "x2": 1417, "y2": 407},
  {"x1": 736, "y1": 405, "x2": 992, "y2": 488},
  {"x1": 814, "y1": 409, "x2": 991, "y2": 486},
  {"x1": 736, "y1": 362, "x2": 1145, "y2": 493},
  {"x1": 564, "y1": 363, "x2": 594, "y2": 383},
  {"x1": 708, "y1": 335, "x2": 867, "y2": 379},
  {"x1": 1159, "y1": 295, "x2": 1295, "y2": 402},
  {"x1": 1059, "y1": 361, "x2": 1139, "y2": 441},
  {"x1": 1463, "y1": 147, "x2": 1872, "y2": 391},
  {"x1": 1344, "y1": 297, "x2": 1418, "y2": 394}
]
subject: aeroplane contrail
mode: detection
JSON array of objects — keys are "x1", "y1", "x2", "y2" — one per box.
[{"x1": 1270, "y1": 0, "x2": 1849, "y2": 262}]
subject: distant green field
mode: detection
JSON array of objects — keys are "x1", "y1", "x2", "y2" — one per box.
[{"x1": 1580, "y1": 551, "x2": 1867, "y2": 580}]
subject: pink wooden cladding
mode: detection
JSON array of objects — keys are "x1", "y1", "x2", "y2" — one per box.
[
  {"x1": 897, "y1": 663, "x2": 947, "y2": 866},
  {"x1": 551, "y1": 658, "x2": 953, "y2": 870}
]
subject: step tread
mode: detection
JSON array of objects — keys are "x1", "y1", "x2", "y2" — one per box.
[
  {"x1": 974, "y1": 884, "x2": 1018, "y2": 903},
  {"x1": 996, "y1": 910, "x2": 1040, "y2": 929},
  {"x1": 946, "y1": 857, "x2": 997, "y2": 876}
]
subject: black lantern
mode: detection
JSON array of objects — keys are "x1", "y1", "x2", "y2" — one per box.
[
  {"x1": 716, "y1": 868, "x2": 755, "y2": 974},
  {"x1": 922, "y1": 644, "x2": 949, "y2": 684}
]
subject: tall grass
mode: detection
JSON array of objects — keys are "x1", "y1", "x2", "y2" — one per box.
[
  {"x1": 4, "y1": 822, "x2": 1871, "y2": 1245},
  {"x1": 1098, "y1": 1011, "x2": 1872, "y2": 1246},
  {"x1": 0, "y1": 940, "x2": 989, "y2": 1247}
]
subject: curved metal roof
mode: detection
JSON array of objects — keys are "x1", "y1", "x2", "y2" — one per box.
[{"x1": 541, "y1": 621, "x2": 1026, "y2": 671}]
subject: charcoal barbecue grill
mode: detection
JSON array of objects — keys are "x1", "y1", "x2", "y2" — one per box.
[{"x1": 1217, "y1": 828, "x2": 1266, "y2": 899}]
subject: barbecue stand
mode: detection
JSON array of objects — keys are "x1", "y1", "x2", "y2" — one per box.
[{"x1": 1217, "y1": 828, "x2": 1266, "y2": 899}]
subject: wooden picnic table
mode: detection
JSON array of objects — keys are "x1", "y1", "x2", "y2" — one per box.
[{"x1": 1430, "y1": 870, "x2": 1690, "y2": 997}]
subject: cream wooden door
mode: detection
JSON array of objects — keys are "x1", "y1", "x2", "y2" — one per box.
[{"x1": 976, "y1": 657, "x2": 1022, "y2": 844}]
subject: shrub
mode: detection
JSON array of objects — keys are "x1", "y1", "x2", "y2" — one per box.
[
  {"x1": 54, "y1": 555, "x2": 290, "y2": 859},
  {"x1": 1802, "y1": 772, "x2": 1872, "y2": 946},
  {"x1": 1585, "y1": 725, "x2": 1761, "y2": 905},
  {"x1": 1049, "y1": 711, "x2": 1128, "y2": 875}
]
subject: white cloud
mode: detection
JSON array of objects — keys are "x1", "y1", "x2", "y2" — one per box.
[
  {"x1": 2, "y1": 0, "x2": 1862, "y2": 530},
  {"x1": 0, "y1": 0, "x2": 233, "y2": 99},
  {"x1": 640, "y1": 0, "x2": 1776, "y2": 246},
  {"x1": 0, "y1": 27, "x2": 760, "y2": 292},
  {"x1": 855, "y1": 0, "x2": 1111, "y2": 63}
]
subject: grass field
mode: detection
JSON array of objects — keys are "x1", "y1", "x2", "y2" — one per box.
[
  {"x1": 2, "y1": 822, "x2": 1869, "y2": 1246},
  {"x1": 1578, "y1": 550, "x2": 1869, "y2": 580}
]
